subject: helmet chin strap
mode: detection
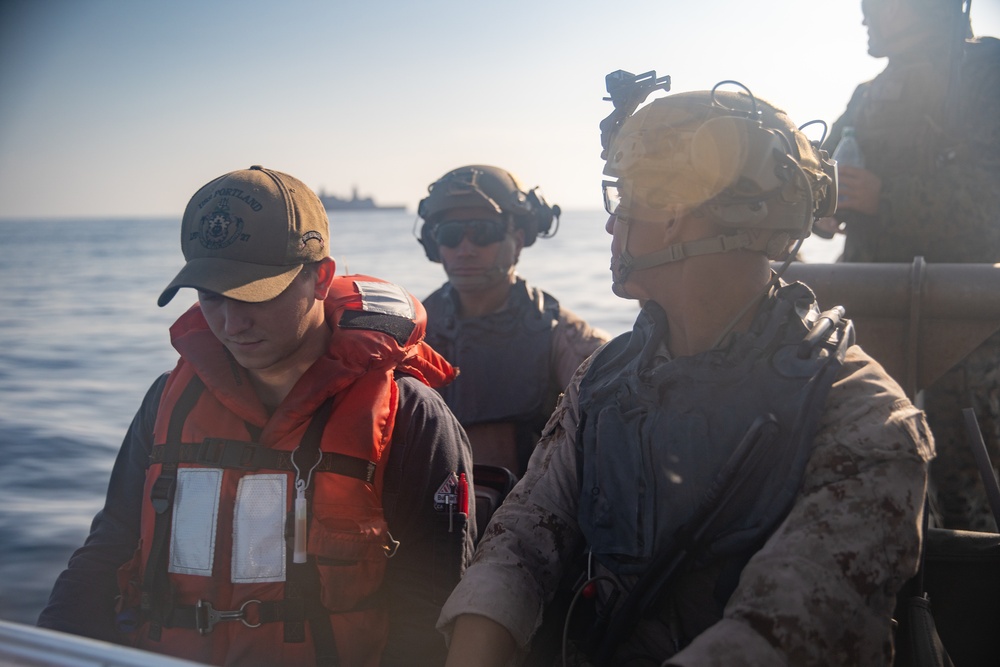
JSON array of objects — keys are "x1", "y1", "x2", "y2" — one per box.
[{"x1": 613, "y1": 215, "x2": 754, "y2": 286}]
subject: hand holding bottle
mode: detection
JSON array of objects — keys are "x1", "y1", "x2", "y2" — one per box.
[
  {"x1": 814, "y1": 216, "x2": 845, "y2": 237},
  {"x1": 832, "y1": 126, "x2": 882, "y2": 217},
  {"x1": 836, "y1": 165, "x2": 882, "y2": 216}
]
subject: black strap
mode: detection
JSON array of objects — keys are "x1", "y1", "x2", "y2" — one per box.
[
  {"x1": 304, "y1": 564, "x2": 340, "y2": 667},
  {"x1": 285, "y1": 397, "x2": 340, "y2": 666},
  {"x1": 142, "y1": 374, "x2": 206, "y2": 641},
  {"x1": 165, "y1": 599, "x2": 290, "y2": 631},
  {"x1": 150, "y1": 439, "x2": 376, "y2": 483}
]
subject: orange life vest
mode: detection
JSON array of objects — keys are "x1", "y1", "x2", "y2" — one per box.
[{"x1": 116, "y1": 275, "x2": 456, "y2": 666}]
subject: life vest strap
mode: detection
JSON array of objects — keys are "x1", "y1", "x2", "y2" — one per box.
[
  {"x1": 163, "y1": 598, "x2": 306, "y2": 634},
  {"x1": 149, "y1": 439, "x2": 376, "y2": 484},
  {"x1": 286, "y1": 397, "x2": 341, "y2": 666},
  {"x1": 142, "y1": 374, "x2": 207, "y2": 641}
]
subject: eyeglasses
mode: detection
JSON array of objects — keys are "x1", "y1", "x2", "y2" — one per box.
[
  {"x1": 432, "y1": 219, "x2": 509, "y2": 248},
  {"x1": 602, "y1": 180, "x2": 622, "y2": 216}
]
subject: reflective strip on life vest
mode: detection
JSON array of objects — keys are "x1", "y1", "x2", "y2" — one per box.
[
  {"x1": 168, "y1": 468, "x2": 222, "y2": 576},
  {"x1": 232, "y1": 474, "x2": 287, "y2": 583},
  {"x1": 355, "y1": 281, "x2": 415, "y2": 319}
]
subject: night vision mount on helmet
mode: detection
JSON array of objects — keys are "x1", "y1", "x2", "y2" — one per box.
[
  {"x1": 599, "y1": 70, "x2": 838, "y2": 264},
  {"x1": 416, "y1": 165, "x2": 561, "y2": 263}
]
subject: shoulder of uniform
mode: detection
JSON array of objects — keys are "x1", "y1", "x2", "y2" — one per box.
[
  {"x1": 824, "y1": 346, "x2": 924, "y2": 433},
  {"x1": 812, "y1": 346, "x2": 935, "y2": 466},
  {"x1": 555, "y1": 307, "x2": 614, "y2": 346},
  {"x1": 423, "y1": 283, "x2": 451, "y2": 304}
]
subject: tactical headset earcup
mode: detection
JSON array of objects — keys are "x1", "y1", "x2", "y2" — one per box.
[
  {"x1": 417, "y1": 195, "x2": 431, "y2": 221},
  {"x1": 522, "y1": 188, "x2": 560, "y2": 246},
  {"x1": 419, "y1": 221, "x2": 442, "y2": 263},
  {"x1": 691, "y1": 116, "x2": 789, "y2": 199}
]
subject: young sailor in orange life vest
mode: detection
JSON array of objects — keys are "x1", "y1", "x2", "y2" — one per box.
[{"x1": 38, "y1": 166, "x2": 476, "y2": 666}]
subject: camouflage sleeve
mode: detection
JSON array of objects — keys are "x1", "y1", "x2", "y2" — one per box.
[
  {"x1": 667, "y1": 346, "x2": 934, "y2": 666},
  {"x1": 550, "y1": 307, "x2": 613, "y2": 390},
  {"x1": 437, "y1": 356, "x2": 596, "y2": 647}
]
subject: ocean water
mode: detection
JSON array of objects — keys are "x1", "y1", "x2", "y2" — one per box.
[{"x1": 0, "y1": 210, "x2": 843, "y2": 625}]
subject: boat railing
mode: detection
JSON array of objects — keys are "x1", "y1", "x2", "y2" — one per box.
[{"x1": 779, "y1": 257, "x2": 1000, "y2": 400}]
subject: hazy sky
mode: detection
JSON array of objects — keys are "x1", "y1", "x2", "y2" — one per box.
[{"x1": 2, "y1": 0, "x2": 999, "y2": 219}]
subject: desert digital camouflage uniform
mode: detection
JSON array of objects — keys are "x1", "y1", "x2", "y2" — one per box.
[
  {"x1": 550, "y1": 305, "x2": 613, "y2": 390},
  {"x1": 438, "y1": 339, "x2": 933, "y2": 665},
  {"x1": 826, "y1": 36, "x2": 1000, "y2": 531}
]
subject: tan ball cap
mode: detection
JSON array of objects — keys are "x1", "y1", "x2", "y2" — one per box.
[{"x1": 158, "y1": 165, "x2": 330, "y2": 307}]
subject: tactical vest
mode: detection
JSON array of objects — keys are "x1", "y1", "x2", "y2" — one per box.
[
  {"x1": 577, "y1": 282, "x2": 851, "y2": 576},
  {"x1": 115, "y1": 276, "x2": 456, "y2": 667},
  {"x1": 424, "y1": 277, "x2": 558, "y2": 427}
]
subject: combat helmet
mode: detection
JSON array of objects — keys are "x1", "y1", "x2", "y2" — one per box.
[
  {"x1": 417, "y1": 165, "x2": 561, "y2": 262},
  {"x1": 600, "y1": 72, "x2": 837, "y2": 273}
]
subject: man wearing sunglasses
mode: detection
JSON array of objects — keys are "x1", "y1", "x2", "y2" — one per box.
[
  {"x1": 438, "y1": 80, "x2": 933, "y2": 666},
  {"x1": 416, "y1": 165, "x2": 610, "y2": 479}
]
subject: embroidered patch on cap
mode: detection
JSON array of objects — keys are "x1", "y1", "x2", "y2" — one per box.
[
  {"x1": 197, "y1": 198, "x2": 245, "y2": 249},
  {"x1": 301, "y1": 230, "x2": 325, "y2": 249}
]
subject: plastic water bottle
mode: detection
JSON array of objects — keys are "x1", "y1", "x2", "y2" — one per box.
[
  {"x1": 833, "y1": 126, "x2": 865, "y2": 171},
  {"x1": 828, "y1": 126, "x2": 869, "y2": 238}
]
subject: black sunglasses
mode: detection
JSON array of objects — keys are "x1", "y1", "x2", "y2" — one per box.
[{"x1": 432, "y1": 219, "x2": 509, "y2": 248}]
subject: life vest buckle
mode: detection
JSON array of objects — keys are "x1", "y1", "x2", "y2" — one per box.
[
  {"x1": 383, "y1": 530, "x2": 400, "y2": 559},
  {"x1": 194, "y1": 598, "x2": 262, "y2": 635},
  {"x1": 150, "y1": 474, "x2": 175, "y2": 515}
]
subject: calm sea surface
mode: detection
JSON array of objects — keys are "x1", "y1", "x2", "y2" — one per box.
[{"x1": 0, "y1": 210, "x2": 843, "y2": 625}]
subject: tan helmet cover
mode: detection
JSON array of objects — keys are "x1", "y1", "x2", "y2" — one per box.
[{"x1": 604, "y1": 90, "x2": 835, "y2": 255}]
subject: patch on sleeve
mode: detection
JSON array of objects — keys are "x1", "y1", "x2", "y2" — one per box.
[
  {"x1": 434, "y1": 472, "x2": 469, "y2": 533},
  {"x1": 434, "y1": 473, "x2": 460, "y2": 512},
  {"x1": 339, "y1": 281, "x2": 416, "y2": 346},
  {"x1": 434, "y1": 472, "x2": 469, "y2": 514}
]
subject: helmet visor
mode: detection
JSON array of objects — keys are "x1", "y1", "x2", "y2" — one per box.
[{"x1": 602, "y1": 179, "x2": 679, "y2": 223}]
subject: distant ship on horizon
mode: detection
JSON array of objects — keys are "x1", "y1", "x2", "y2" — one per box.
[{"x1": 317, "y1": 186, "x2": 407, "y2": 213}]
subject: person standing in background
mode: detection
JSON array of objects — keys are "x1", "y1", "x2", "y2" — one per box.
[
  {"x1": 416, "y1": 165, "x2": 610, "y2": 478},
  {"x1": 819, "y1": 0, "x2": 1000, "y2": 531}
]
